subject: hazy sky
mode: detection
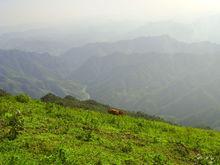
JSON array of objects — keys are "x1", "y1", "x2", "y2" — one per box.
[{"x1": 1, "y1": 0, "x2": 220, "y2": 26}]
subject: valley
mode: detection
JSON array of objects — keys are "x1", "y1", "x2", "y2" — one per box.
[{"x1": 1, "y1": 36, "x2": 220, "y2": 130}]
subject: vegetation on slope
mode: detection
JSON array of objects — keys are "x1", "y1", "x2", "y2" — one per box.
[
  {"x1": 40, "y1": 93, "x2": 166, "y2": 122},
  {"x1": 41, "y1": 93, "x2": 110, "y2": 113},
  {"x1": 0, "y1": 92, "x2": 220, "y2": 164}
]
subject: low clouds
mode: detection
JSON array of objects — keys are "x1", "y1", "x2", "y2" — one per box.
[{"x1": 1, "y1": 0, "x2": 220, "y2": 26}]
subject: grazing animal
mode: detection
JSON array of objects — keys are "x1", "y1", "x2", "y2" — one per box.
[{"x1": 108, "y1": 108, "x2": 126, "y2": 115}]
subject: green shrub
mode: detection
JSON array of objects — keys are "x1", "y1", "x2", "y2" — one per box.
[
  {"x1": 153, "y1": 154, "x2": 169, "y2": 164},
  {"x1": 15, "y1": 94, "x2": 30, "y2": 103},
  {"x1": 41, "y1": 93, "x2": 110, "y2": 113},
  {"x1": 57, "y1": 149, "x2": 67, "y2": 164},
  {"x1": 121, "y1": 144, "x2": 133, "y2": 153},
  {"x1": 0, "y1": 89, "x2": 9, "y2": 97},
  {"x1": 5, "y1": 110, "x2": 24, "y2": 140},
  {"x1": 41, "y1": 93, "x2": 61, "y2": 103}
]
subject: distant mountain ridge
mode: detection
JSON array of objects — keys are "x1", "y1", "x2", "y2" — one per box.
[
  {"x1": 2, "y1": 16, "x2": 220, "y2": 55},
  {"x1": 62, "y1": 35, "x2": 220, "y2": 74},
  {"x1": 63, "y1": 36, "x2": 220, "y2": 130},
  {"x1": 1, "y1": 35, "x2": 220, "y2": 129},
  {"x1": 0, "y1": 49, "x2": 89, "y2": 99}
]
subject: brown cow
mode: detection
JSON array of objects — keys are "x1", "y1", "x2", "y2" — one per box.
[{"x1": 108, "y1": 108, "x2": 126, "y2": 115}]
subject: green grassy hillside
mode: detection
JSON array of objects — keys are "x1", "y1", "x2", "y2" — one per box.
[{"x1": 0, "y1": 93, "x2": 220, "y2": 164}]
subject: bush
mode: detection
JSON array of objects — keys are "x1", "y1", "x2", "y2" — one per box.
[
  {"x1": 15, "y1": 94, "x2": 30, "y2": 103},
  {"x1": 0, "y1": 89, "x2": 9, "y2": 97},
  {"x1": 41, "y1": 93, "x2": 61, "y2": 103},
  {"x1": 64, "y1": 95, "x2": 77, "y2": 100},
  {"x1": 5, "y1": 110, "x2": 24, "y2": 140},
  {"x1": 41, "y1": 93, "x2": 110, "y2": 113}
]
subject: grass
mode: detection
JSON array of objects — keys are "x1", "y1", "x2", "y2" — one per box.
[{"x1": 0, "y1": 94, "x2": 220, "y2": 164}]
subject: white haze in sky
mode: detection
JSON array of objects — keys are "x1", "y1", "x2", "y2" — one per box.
[{"x1": 1, "y1": 0, "x2": 220, "y2": 26}]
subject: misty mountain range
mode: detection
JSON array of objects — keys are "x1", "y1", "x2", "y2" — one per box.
[
  {"x1": 2, "y1": 15, "x2": 220, "y2": 56},
  {"x1": 1, "y1": 35, "x2": 220, "y2": 130}
]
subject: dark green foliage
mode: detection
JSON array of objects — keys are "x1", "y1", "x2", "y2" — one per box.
[
  {"x1": 128, "y1": 111, "x2": 168, "y2": 123},
  {"x1": 41, "y1": 93, "x2": 110, "y2": 113},
  {"x1": 8, "y1": 111, "x2": 24, "y2": 140},
  {"x1": 15, "y1": 94, "x2": 30, "y2": 103},
  {"x1": 0, "y1": 89, "x2": 9, "y2": 97},
  {"x1": 41, "y1": 93, "x2": 62, "y2": 103},
  {"x1": 121, "y1": 144, "x2": 133, "y2": 153},
  {"x1": 76, "y1": 130, "x2": 94, "y2": 142},
  {"x1": 64, "y1": 95, "x2": 77, "y2": 100},
  {"x1": 3, "y1": 110, "x2": 24, "y2": 140},
  {"x1": 57, "y1": 149, "x2": 67, "y2": 164},
  {"x1": 152, "y1": 154, "x2": 169, "y2": 164}
]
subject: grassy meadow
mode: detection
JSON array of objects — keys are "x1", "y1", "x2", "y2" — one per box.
[{"x1": 0, "y1": 92, "x2": 220, "y2": 164}]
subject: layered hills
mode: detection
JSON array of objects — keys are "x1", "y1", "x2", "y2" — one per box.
[{"x1": 1, "y1": 35, "x2": 220, "y2": 129}]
